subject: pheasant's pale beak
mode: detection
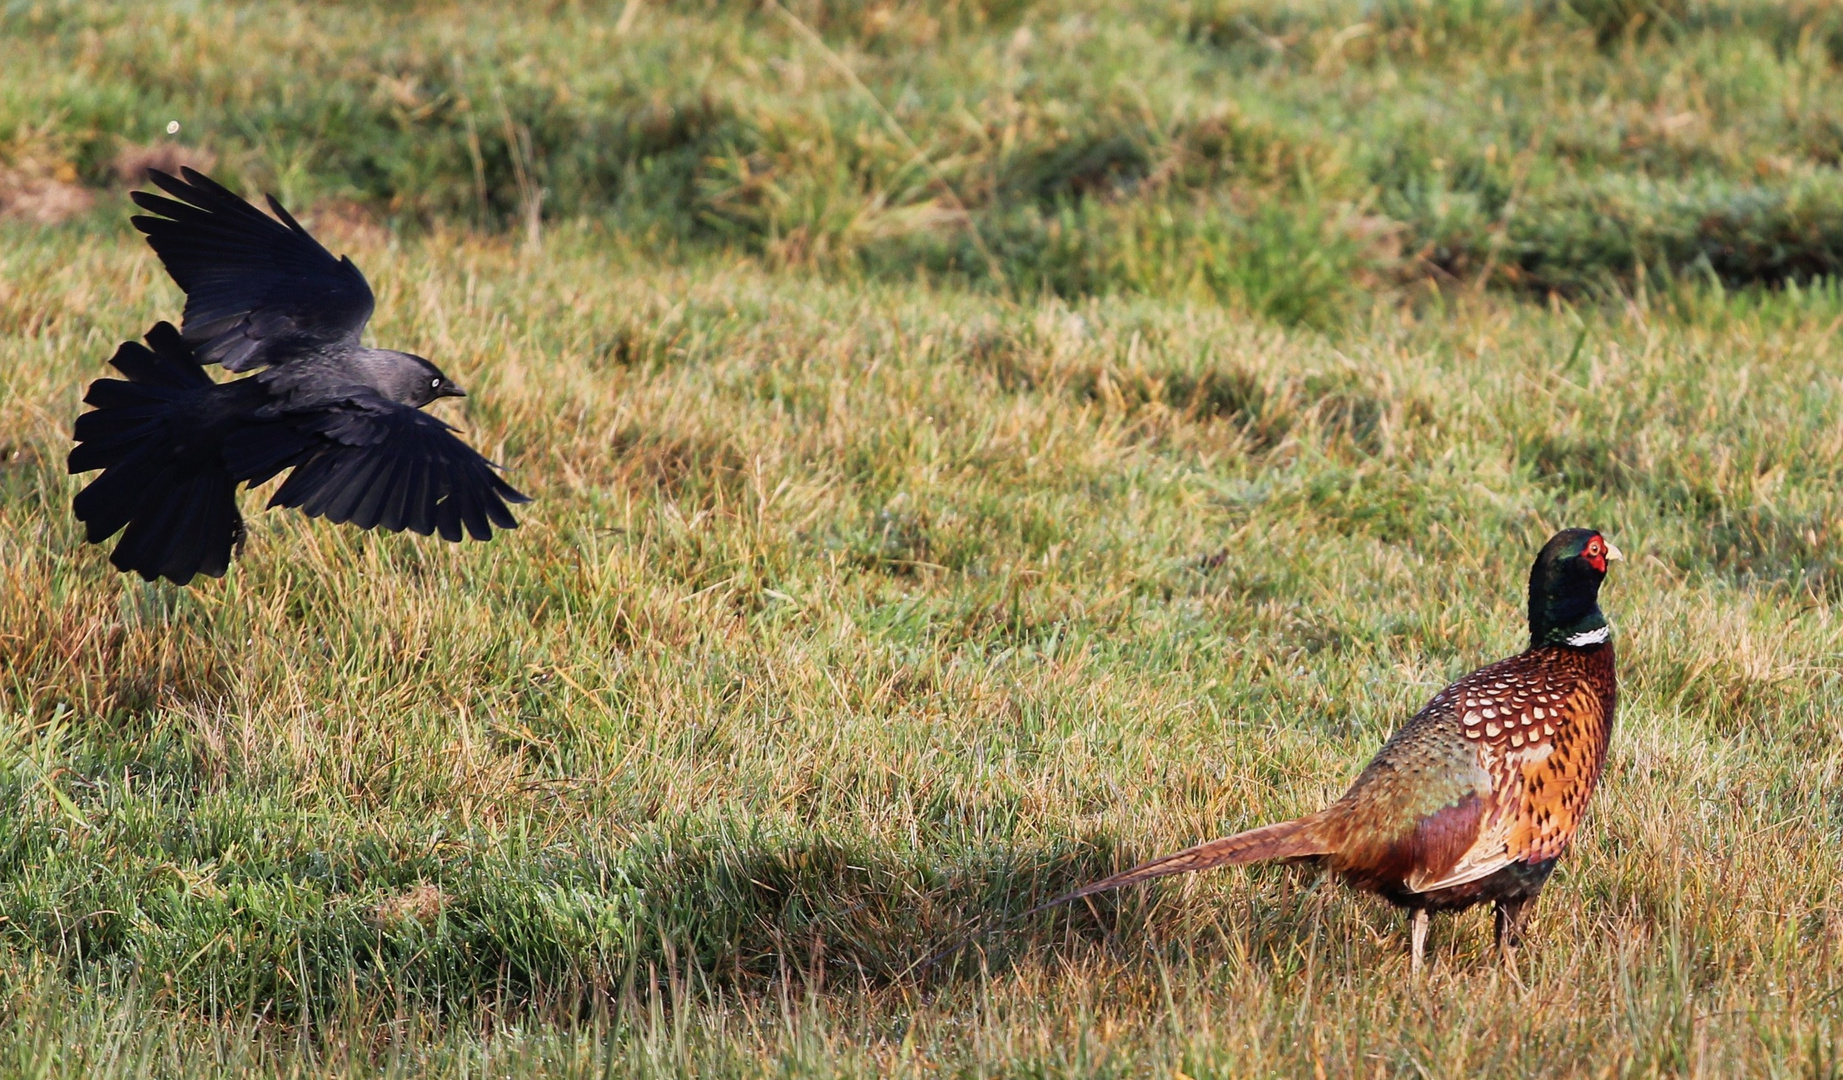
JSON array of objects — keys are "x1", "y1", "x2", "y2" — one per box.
[{"x1": 1604, "y1": 542, "x2": 1625, "y2": 563}]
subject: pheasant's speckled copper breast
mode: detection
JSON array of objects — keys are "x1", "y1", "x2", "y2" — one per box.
[
  {"x1": 1319, "y1": 640, "x2": 1616, "y2": 898},
  {"x1": 1455, "y1": 642, "x2": 1617, "y2": 867}
]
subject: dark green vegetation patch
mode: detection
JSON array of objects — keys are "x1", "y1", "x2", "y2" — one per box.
[{"x1": 18, "y1": 0, "x2": 1843, "y2": 324}]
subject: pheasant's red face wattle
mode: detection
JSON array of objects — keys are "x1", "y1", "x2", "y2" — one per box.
[{"x1": 1583, "y1": 535, "x2": 1608, "y2": 573}]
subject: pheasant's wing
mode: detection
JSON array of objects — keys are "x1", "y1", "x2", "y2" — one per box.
[
  {"x1": 131, "y1": 167, "x2": 375, "y2": 372},
  {"x1": 231, "y1": 392, "x2": 528, "y2": 540},
  {"x1": 1403, "y1": 797, "x2": 1520, "y2": 893},
  {"x1": 1403, "y1": 654, "x2": 1614, "y2": 894},
  {"x1": 1321, "y1": 680, "x2": 1497, "y2": 890}
]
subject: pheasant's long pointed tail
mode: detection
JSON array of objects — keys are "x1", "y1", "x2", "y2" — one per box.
[
  {"x1": 1022, "y1": 816, "x2": 1333, "y2": 917},
  {"x1": 912, "y1": 815, "x2": 1332, "y2": 977}
]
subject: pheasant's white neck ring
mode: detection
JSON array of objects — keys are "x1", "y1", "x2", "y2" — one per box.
[{"x1": 1565, "y1": 626, "x2": 1611, "y2": 647}]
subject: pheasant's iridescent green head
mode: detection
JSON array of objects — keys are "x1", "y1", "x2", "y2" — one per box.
[{"x1": 1527, "y1": 528, "x2": 1624, "y2": 649}]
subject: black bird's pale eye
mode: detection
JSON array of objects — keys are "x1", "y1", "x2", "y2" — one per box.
[{"x1": 430, "y1": 378, "x2": 441, "y2": 390}]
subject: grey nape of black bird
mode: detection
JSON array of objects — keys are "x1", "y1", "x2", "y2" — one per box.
[{"x1": 68, "y1": 168, "x2": 529, "y2": 585}]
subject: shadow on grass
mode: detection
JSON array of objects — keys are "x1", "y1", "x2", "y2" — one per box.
[
  {"x1": 9, "y1": 823, "x2": 1356, "y2": 1022},
  {"x1": 468, "y1": 829, "x2": 1364, "y2": 1012}
]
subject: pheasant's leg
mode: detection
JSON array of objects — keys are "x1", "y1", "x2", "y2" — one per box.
[
  {"x1": 1496, "y1": 898, "x2": 1534, "y2": 987},
  {"x1": 1410, "y1": 908, "x2": 1429, "y2": 976},
  {"x1": 1495, "y1": 898, "x2": 1534, "y2": 955}
]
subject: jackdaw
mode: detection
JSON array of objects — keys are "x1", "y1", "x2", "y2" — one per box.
[{"x1": 68, "y1": 168, "x2": 529, "y2": 585}]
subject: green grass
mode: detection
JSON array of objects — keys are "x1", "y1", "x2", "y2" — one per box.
[
  {"x1": 5, "y1": 0, "x2": 1843, "y2": 1075},
  {"x1": 22, "y1": 0, "x2": 1843, "y2": 318}
]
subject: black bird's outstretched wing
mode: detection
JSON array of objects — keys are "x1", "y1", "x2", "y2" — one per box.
[
  {"x1": 130, "y1": 167, "x2": 375, "y2": 372},
  {"x1": 232, "y1": 394, "x2": 529, "y2": 541}
]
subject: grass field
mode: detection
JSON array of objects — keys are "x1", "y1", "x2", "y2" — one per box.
[{"x1": 6, "y1": 0, "x2": 1843, "y2": 1076}]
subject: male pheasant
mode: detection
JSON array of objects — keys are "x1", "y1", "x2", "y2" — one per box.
[{"x1": 1052, "y1": 528, "x2": 1622, "y2": 973}]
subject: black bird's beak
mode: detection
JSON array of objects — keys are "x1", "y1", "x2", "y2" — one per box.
[{"x1": 440, "y1": 384, "x2": 467, "y2": 399}]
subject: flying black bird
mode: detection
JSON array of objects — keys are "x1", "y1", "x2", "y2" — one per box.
[
  {"x1": 69, "y1": 168, "x2": 528, "y2": 584},
  {"x1": 997, "y1": 529, "x2": 1621, "y2": 976}
]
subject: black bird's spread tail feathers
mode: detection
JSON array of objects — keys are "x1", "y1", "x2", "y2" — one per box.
[{"x1": 69, "y1": 324, "x2": 243, "y2": 584}]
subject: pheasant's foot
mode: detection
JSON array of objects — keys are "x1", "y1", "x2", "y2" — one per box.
[{"x1": 1410, "y1": 908, "x2": 1429, "y2": 978}]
